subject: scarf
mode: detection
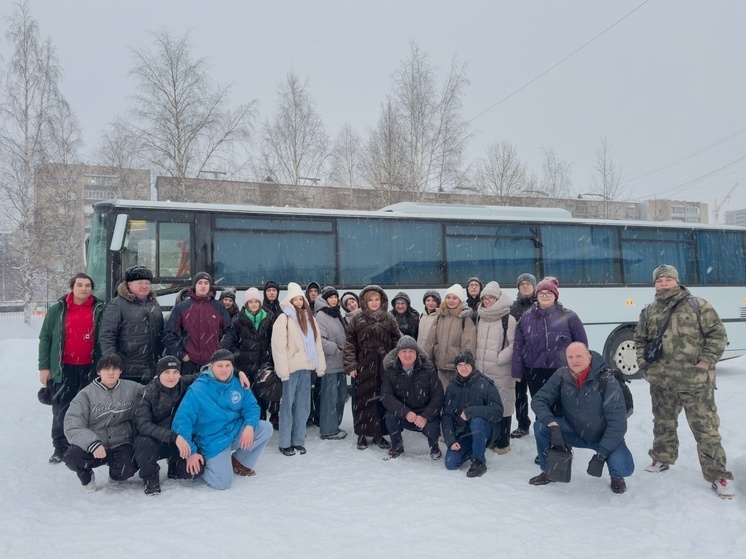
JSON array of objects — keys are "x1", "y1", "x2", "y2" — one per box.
[
  {"x1": 244, "y1": 307, "x2": 267, "y2": 330},
  {"x1": 283, "y1": 307, "x2": 319, "y2": 369}
]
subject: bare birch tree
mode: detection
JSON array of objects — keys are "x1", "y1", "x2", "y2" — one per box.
[
  {"x1": 541, "y1": 147, "x2": 573, "y2": 200},
  {"x1": 589, "y1": 135, "x2": 626, "y2": 218},
  {"x1": 475, "y1": 140, "x2": 530, "y2": 202},
  {"x1": 125, "y1": 28, "x2": 255, "y2": 201},
  {"x1": 362, "y1": 97, "x2": 407, "y2": 206},
  {"x1": 95, "y1": 116, "x2": 150, "y2": 199},
  {"x1": 328, "y1": 122, "x2": 363, "y2": 188},
  {"x1": 258, "y1": 71, "x2": 329, "y2": 185}
]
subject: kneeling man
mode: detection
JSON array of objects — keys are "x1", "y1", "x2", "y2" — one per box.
[{"x1": 172, "y1": 349, "x2": 272, "y2": 490}]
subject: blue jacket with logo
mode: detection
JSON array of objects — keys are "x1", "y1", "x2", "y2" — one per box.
[{"x1": 172, "y1": 368, "x2": 260, "y2": 459}]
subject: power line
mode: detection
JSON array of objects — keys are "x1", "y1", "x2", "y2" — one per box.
[{"x1": 467, "y1": 1, "x2": 651, "y2": 124}]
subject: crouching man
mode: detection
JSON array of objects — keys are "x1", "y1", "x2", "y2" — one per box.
[
  {"x1": 381, "y1": 336, "x2": 444, "y2": 460},
  {"x1": 529, "y1": 342, "x2": 634, "y2": 494},
  {"x1": 63, "y1": 353, "x2": 143, "y2": 491},
  {"x1": 172, "y1": 349, "x2": 272, "y2": 490}
]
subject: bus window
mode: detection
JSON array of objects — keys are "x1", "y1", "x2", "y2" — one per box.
[
  {"x1": 87, "y1": 211, "x2": 108, "y2": 300},
  {"x1": 621, "y1": 229, "x2": 695, "y2": 284},
  {"x1": 121, "y1": 219, "x2": 156, "y2": 272},
  {"x1": 158, "y1": 222, "x2": 191, "y2": 278},
  {"x1": 543, "y1": 225, "x2": 621, "y2": 285},
  {"x1": 697, "y1": 231, "x2": 746, "y2": 285}
]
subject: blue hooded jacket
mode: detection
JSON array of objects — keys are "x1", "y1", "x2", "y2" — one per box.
[{"x1": 172, "y1": 367, "x2": 260, "y2": 459}]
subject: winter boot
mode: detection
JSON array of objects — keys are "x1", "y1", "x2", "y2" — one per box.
[
  {"x1": 429, "y1": 444, "x2": 442, "y2": 460},
  {"x1": 231, "y1": 455, "x2": 256, "y2": 476},
  {"x1": 529, "y1": 471, "x2": 554, "y2": 486},
  {"x1": 466, "y1": 459, "x2": 487, "y2": 478},
  {"x1": 144, "y1": 478, "x2": 161, "y2": 496},
  {"x1": 610, "y1": 478, "x2": 627, "y2": 494}
]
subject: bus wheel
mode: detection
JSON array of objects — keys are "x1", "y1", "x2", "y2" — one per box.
[{"x1": 605, "y1": 328, "x2": 641, "y2": 379}]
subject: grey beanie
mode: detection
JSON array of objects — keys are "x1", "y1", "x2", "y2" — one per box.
[
  {"x1": 516, "y1": 273, "x2": 537, "y2": 289},
  {"x1": 653, "y1": 264, "x2": 679, "y2": 283},
  {"x1": 480, "y1": 281, "x2": 502, "y2": 300},
  {"x1": 422, "y1": 290, "x2": 442, "y2": 306},
  {"x1": 395, "y1": 335, "x2": 419, "y2": 353},
  {"x1": 210, "y1": 349, "x2": 234, "y2": 364}
]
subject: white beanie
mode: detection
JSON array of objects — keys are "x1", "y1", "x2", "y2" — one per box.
[
  {"x1": 445, "y1": 283, "x2": 464, "y2": 301},
  {"x1": 282, "y1": 282, "x2": 306, "y2": 305},
  {"x1": 243, "y1": 287, "x2": 262, "y2": 304}
]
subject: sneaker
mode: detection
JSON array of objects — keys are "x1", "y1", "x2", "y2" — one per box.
[
  {"x1": 429, "y1": 444, "x2": 442, "y2": 460},
  {"x1": 144, "y1": 478, "x2": 161, "y2": 496},
  {"x1": 49, "y1": 447, "x2": 67, "y2": 464},
  {"x1": 611, "y1": 478, "x2": 627, "y2": 494},
  {"x1": 511, "y1": 428, "x2": 530, "y2": 439},
  {"x1": 384, "y1": 447, "x2": 404, "y2": 461},
  {"x1": 320, "y1": 430, "x2": 348, "y2": 440},
  {"x1": 466, "y1": 459, "x2": 487, "y2": 478},
  {"x1": 81, "y1": 471, "x2": 97, "y2": 493},
  {"x1": 645, "y1": 460, "x2": 670, "y2": 473},
  {"x1": 357, "y1": 436, "x2": 368, "y2": 450},
  {"x1": 493, "y1": 445, "x2": 511, "y2": 455},
  {"x1": 294, "y1": 446, "x2": 307, "y2": 455},
  {"x1": 231, "y1": 455, "x2": 256, "y2": 476},
  {"x1": 711, "y1": 478, "x2": 735, "y2": 499},
  {"x1": 373, "y1": 436, "x2": 391, "y2": 450},
  {"x1": 279, "y1": 446, "x2": 296, "y2": 456},
  {"x1": 529, "y1": 472, "x2": 554, "y2": 486}
]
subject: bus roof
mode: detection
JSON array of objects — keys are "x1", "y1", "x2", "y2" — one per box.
[{"x1": 92, "y1": 199, "x2": 746, "y2": 232}]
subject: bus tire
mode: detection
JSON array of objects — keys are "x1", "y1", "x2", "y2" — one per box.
[{"x1": 604, "y1": 327, "x2": 641, "y2": 379}]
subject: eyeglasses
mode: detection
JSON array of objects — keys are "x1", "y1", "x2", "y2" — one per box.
[{"x1": 537, "y1": 291, "x2": 554, "y2": 298}]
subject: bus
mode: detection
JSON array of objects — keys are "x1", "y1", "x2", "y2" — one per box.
[{"x1": 87, "y1": 199, "x2": 746, "y2": 377}]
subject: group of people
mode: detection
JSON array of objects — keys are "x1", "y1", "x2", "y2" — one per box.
[{"x1": 37, "y1": 263, "x2": 735, "y2": 498}]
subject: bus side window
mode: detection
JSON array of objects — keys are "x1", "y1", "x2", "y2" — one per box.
[{"x1": 159, "y1": 222, "x2": 191, "y2": 278}]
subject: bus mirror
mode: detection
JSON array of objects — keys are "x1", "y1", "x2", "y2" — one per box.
[{"x1": 110, "y1": 214, "x2": 129, "y2": 251}]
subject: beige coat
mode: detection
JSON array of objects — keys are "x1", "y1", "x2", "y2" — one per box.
[
  {"x1": 272, "y1": 312, "x2": 326, "y2": 381},
  {"x1": 423, "y1": 305, "x2": 476, "y2": 387},
  {"x1": 417, "y1": 310, "x2": 438, "y2": 348}
]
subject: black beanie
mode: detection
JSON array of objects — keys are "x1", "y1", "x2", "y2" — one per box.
[
  {"x1": 210, "y1": 349, "x2": 234, "y2": 364},
  {"x1": 156, "y1": 355, "x2": 182, "y2": 376},
  {"x1": 454, "y1": 348, "x2": 476, "y2": 368},
  {"x1": 321, "y1": 286, "x2": 339, "y2": 301},
  {"x1": 192, "y1": 272, "x2": 212, "y2": 290}
]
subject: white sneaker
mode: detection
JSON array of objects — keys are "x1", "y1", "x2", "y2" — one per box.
[
  {"x1": 711, "y1": 478, "x2": 735, "y2": 499},
  {"x1": 81, "y1": 472, "x2": 97, "y2": 493},
  {"x1": 645, "y1": 460, "x2": 669, "y2": 473}
]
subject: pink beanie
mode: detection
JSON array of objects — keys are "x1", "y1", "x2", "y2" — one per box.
[
  {"x1": 535, "y1": 276, "x2": 559, "y2": 299},
  {"x1": 243, "y1": 287, "x2": 262, "y2": 304}
]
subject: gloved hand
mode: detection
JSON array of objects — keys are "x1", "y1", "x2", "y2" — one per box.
[
  {"x1": 549, "y1": 424, "x2": 566, "y2": 449},
  {"x1": 587, "y1": 453, "x2": 606, "y2": 477}
]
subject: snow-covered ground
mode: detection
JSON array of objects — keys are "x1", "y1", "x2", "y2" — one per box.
[{"x1": 1, "y1": 318, "x2": 743, "y2": 559}]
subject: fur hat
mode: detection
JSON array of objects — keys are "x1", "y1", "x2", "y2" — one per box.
[
  {"x1": 395, "y1": 335, "x2": 419, "y2": 353},
  {"x1": 341, "y1": 291, "x2": 359, "y2": 311},
  {"x1": 219, "y1": 287, "x2": 236, "y2": 302},
  {"x1": 516, "y1": 273, "x2": 537, "y2": 289},
  {"x1": 422, "y1": 289, "x2": 441, "y2": 306},
  {"x1": 124, "y1": 265, "x2": 153, "y2": 283},
  {"x1": 321, "y1": 286, "x2": 339, "y2": 301},
  {"x1": 653, "y1": 264, "x2": 679, "y2": 283},
  {"x1": 454, "y1": 348, "x2": 476, "y2": 368},
  {"x1": 209, "y1": 349, "x2": 234, "y2": 364},
  {"x1": 156, "y1": 355, "x2": 181, "y2": 376},
  {"x1": 284, "y1": 282, "x2": 306, "y2": 304},
  {"x1": 480, "y1": 281, "x2": 502, "y2": 300},
  {"x1": 191, "y1": 272, "x2": 212, "y2": 289},
  {"x1": 244, "y1": 287, "x2": 262, "y2": 304},
  {"x1": 445, "y1": 283, "x2": 464, "y2": 302},
  {"x1": 536, "y1": 276, "x2": 560, "y2": 299}
]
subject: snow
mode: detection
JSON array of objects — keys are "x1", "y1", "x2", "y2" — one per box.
[{"x1": 1, "y1": 319, "x2": 743, "y2": 559}]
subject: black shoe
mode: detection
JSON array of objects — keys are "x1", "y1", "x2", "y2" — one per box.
[
  {"x1": 511, "y1": 427, "x2": 530, "y2": 439},
  {"x1": 357, "y1": 436, "x2": 368, "y2": 450},
  {"x1": 384, "y1": 447, "x2": 404, "y2": 460},
  {"x1": 279, "y1": 446, "x2": 296, "y2": 456},
  {"x1": 294, "y1": 446, "x2": 307, "y2": 455},
  {"x1": 144, "y1": 478, "x2": 161, "y2": 496},
  {"x1": 529, "y1": 471, "x2": 554, "y2": 486},
  {"x1": 49, "y1": 447, "x2": 67, "y2": 464},
  {"x1": 373, "y1": 436, "x2": 390, "y2": 450},
  {"x1": 611, "y1": 478, "x2": 627, "y2": 494},
  {"x1": 320, "y1": 430, "x2": 348, "y2": 440},
  {"x1": 466, "y1": 459, "x2": 487, "y2": 478},
  {"x1": 429, "y1": 444, "x2": 442, "y2": 460}
]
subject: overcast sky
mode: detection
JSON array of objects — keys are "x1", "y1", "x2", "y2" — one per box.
[{"x1": 8, "y1": 0, "x2": 746, "y2": 221}]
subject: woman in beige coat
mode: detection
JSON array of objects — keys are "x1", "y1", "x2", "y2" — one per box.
[
  {"x1": 272, "y1": 282, "x2": 326, "y2": 456},
  {"x1": 475, "y1": 281, "x2": 516, "y2": 454},
  {"x1": 423, "y1": 284, "x2": 476, "y2": 390}
]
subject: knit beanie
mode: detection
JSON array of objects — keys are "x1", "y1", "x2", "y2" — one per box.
[
  {"x1": 209, "y1": 349, "x2": 234, "y2": 364},
  {"x1": 467, "y1": 276, "x2": 483, "y2": 290},
  {"x1": 124, "y1": 265, "x2": 153, "y2": 283},
  {"x1": 454, "y1": 348, "x2": 476, "y2": 368},
  {"x1": 516, "y1": 273, "x2": 537, "y2": 289},
  {"x1": 219, "y1": 287, "x2": 237, "y2": 302},
  {"x1": 422, "y1": 290, "x2": 442, "y2": 306},
  {"x1": 445, "y1": 283, "x2": 464, "y2": 301},
  {"x1": 264, "y1": 281, "x2": 279, "y2": 293},
  {"x1": 244, "y1": 287, "x2": 262, "y2": 304},
  {"x1": 480, "y1": 281, "x2": 502, "y2": 300},
  {"x1": 536, "y1": 276, "x2": 560, "y2": 299},
  {"x1": 395, "y1": 335, "x2": 419, "y2": 353},
  {"x1": 341, "y1": 291, "x2": 359, "y2": 311},
  {"x1": 156, "y1": 355, "x2": 182, "y2": 376},
  {"x1": 284, "y1": 282, "x2": 306, "y2": 304},
  {"x1": 191, "y1": 272, "x2": 212, "y2": 290},
  {"x1": 652, "y1": 264, "x2": 679, "y2": 283},
  {"x1": 321, "y1": 286, "x2": 339, "y2": 301}
]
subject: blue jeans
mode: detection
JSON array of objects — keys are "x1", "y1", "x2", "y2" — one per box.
[
  {"x1": 534, "y1": 417, "x2": 635, "y2": 478},
  {"x1": 319, "y1": 372, "x2": 347, "y2": 436},
  {"x1": 202, "y1": 420, "x2": 273, "y2": 490},
  {"x1": 445, "y1": 417, "x2": 492, "y2": 469},
  {"x1": 279, "y1": 370, "x2": 312, "y2": 448}
]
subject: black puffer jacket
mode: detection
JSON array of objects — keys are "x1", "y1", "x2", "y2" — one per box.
[
  {"x1": 510, "y1": 294, "x2": 535, "y2": 322},
  {"x1": 221, "y1": 309, "x2": 273, "y2": 381},
  {"x1": 99, "y1": 281, "x2": 164, "y2": 382},
  {"x1": 135, "y1": 374, "x2": 199, "y2": 443},
  {"x1": 390, "y1": 292, "x2": 420, "y2": 340},
  {"x1": 442, "y1": 369, "x2": 503, "y2": 447},
  {"x1": 381, "y1": 347, "x2": 443, "y2": 420}
]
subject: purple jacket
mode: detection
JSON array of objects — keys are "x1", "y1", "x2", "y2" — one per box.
[{"x1": 511, "y1": 303, "x2": 587, "y2": 379}]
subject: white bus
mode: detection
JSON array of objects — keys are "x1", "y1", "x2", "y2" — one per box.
[{"x1": 87, "y1": 200, "x2": 746, "y2": 377}]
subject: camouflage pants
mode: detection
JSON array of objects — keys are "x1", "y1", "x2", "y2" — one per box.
[{"x1": 649, "y1": 382, "x2": 733, "y2": 482}]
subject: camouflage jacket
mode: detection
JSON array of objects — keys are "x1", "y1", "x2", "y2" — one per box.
[{"x1": 634, "y1": 285, "x2": 727, "y2": 389}]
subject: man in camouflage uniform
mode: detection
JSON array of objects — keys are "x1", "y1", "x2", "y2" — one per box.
[{"x1": 635, "y1": 264, "x2": 734, "y2": 498}]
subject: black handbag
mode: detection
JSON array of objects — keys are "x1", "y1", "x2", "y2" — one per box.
[{"x1": 545, "y1": 446, "x2": 573, "y2": 483}]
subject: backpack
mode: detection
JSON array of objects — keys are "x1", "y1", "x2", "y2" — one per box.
[{"x1": 599, "y1": 368, "x2": 634, "y2": 418}]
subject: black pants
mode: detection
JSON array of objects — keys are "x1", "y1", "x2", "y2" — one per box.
[
  {"x1": 309, "y1": 371, "x2": 321, "y2": 425},
  {"x1": 495, "y1": 416, "x2": 512, "y2": 449},
  {"x1": 51, "y1": 364, "x2": 91, "y2": 451},
  {"x1": 514, "y1": 378, "x2": 531, "y2": 431},
  {"x1": 525, "y1": 367, "x2": 561, "y2": 416},
  {"x1": 383, "y1": 411, "x2": 441, "y2": 449},
  {"x1": 133, "y1": 435, "x2": 193, "y2": 481},
  {"x1": 64, "y1": 444, "x2": 138, "y2": 484}
]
